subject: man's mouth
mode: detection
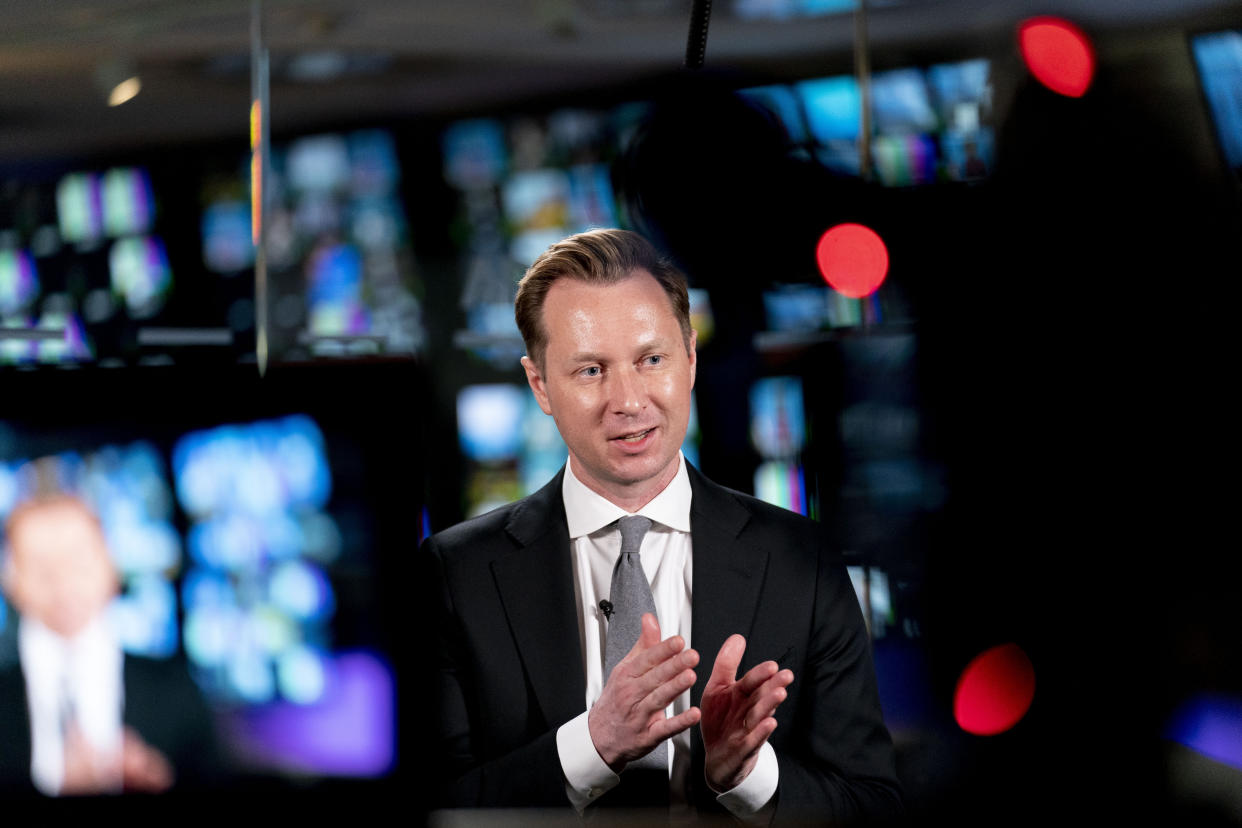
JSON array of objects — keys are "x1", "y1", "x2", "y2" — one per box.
[{"x1": 615, "y1": 428, "x2": 654, "y2": 443}]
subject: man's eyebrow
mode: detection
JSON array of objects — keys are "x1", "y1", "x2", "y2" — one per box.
[
  {"x1": 565, "y1": 351, "x2": 606, "y2": 364},
  {"x1": 565, "y1": 338, "x2": 671, "y2": 365}
]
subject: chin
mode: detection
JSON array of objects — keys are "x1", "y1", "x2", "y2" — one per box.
[{"x1": 611, "y1": 452, "x2": 677, "y2": 486}]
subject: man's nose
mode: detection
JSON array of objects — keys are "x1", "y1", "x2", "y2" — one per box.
[{"x1": 609, "y1": 366, "x2": 645, "y2": 415}]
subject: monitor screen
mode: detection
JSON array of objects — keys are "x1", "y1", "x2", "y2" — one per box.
[
  {"x1": 0, "y1": 362, "x2": 421, "y2": 790},
  {"x1": 1191, "y1": 29, "x2": 1242, "y2": 178},
  {"x1": 197, "y1": 127, "x2": 425, "y2": 363}
]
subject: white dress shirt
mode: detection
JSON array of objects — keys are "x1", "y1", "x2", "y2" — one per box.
[
  {"x1": 18, "y1": 615, "x2": 124, "y2": 795},
  {"x1": 555, "y1": 453, "x2": 778, "y2": 820}
]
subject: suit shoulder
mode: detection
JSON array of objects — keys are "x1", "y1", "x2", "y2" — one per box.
[{"x1": 422, "y1": 498, "x2": 525, "y2": 565}]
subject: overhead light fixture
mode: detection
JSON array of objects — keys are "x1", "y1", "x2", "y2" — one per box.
[
  {"x1": 95, "y1": 58, "x2": 142, "y2": 107},
  {"x1": 108, "y1": 76, "x2": 142, "y2": 106}
]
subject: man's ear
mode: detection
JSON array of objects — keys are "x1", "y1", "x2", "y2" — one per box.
[
  {"x1": 1, "y1": 552, "x2": 24, "y2": 613},
  {"x1": 687, "y1": 328, "x2": 698, "y2": 391},
  {"x1": 521, "y1": 355, "x2": 553, "y2": 415}
]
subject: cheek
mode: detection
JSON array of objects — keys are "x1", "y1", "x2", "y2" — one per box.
[{"x1": 550, "y1": 384, "x2": 601, "y2": 417}]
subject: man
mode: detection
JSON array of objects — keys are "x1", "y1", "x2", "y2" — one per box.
[
  {"x1": 423, "y1": 229, "x2": 902, "y2": 822},
  {"x1": 0, "y1": 491, "x2": 220, "y2": 797}
]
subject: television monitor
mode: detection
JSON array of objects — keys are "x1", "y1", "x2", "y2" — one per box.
[
  {"x1": 927, "y1": 58, "x2": 994, "y2": 181},
  {"x1": 55, "y1": 172, "x2": 105, "y2": 246},
  {"x1": 457, "y1": 383, "x2": 528, "y2": 464},
  {"x1": 753, "y1": 460, "x2": 808, "y2": 516},
  {"x1": 0, "y1": 362, "x2": 422, "y2": 794},
  {"x1": 739, "y1": 84, "x2": 812, "y2": 145},
  {"x1": 796, "y1": 75, "x2": 861, "y2": 145},
  {"x1": 733, "y1": 0, "x2": 856, "y2": 21},
  {"x1": 101, "y1": 166, "x2": 156, "y2": 238},
  {"x1": 871, "y1": 68, "x2": 938, "y2": 135},
  {"x1": 1190, "y1": 29, "x2": 1242, "y2": 179},
  {"x1": 763, "y1": 284, "x2": 830, "y2": 333},
  {"x1": 197, "y1": 127, "x2": 424, "y2": 363},
  {"x1": 440, "y1": 102, "x2": 644, "y2": 367},
  {"x1": 442, "y1": 118, "x2": 509, "y2": 191},
  {"x1": 2, "y1": 155, "x2": 254, "y2": 368},
  {"x1": 847, "y1": 565, "x2": 895, "y2": 638},
  {"x1": 749, "y1": 376, "x2": 807, "y2": 459},
  {"x1": 0, "y1": 248, "x2": 38, "y2": 315}
]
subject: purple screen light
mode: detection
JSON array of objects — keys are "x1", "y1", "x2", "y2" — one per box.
[
  {"x1": 1165, "y1": 692, "x2": 1242, "y2": 771},
  {"x1": 227, "y1": 650, "x2": 395, "y2": 778}
]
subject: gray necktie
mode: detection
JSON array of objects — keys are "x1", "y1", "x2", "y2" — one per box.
[{"x1": 603, "y1": 514, "x2": 666, "y2": 771}]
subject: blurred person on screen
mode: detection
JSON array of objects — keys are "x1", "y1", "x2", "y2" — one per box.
[
  {"x1": 0, "y1": 485, "x2": 220, "y2": 797},
  {"x1": 421, "y1": 228, "x2": 902, "y2": 824}
]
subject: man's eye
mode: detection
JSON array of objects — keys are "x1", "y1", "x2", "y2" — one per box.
[
  {"x1": 581, "y1": 366, "x2": 601, "y2": 377},
  {"x1": 645, "y1": 355, "x2": 663, "y2": 365}
]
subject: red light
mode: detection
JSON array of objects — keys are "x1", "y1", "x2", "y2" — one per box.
[
  {"x1": 953, "y1": 643, "x2": 1036, "y2": 736},
  {"x1": 1019, "y1": 17, "x2": 1095, "y2": 98},
  {"x1": 815, "y1": 223, "x2": 888, "y2": 299}
]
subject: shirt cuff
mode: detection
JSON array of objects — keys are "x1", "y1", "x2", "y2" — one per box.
[
  {"x1": 715, "y1": 742, "x2": 779, "y2": 824},
  {"x1": 556, "y1": 710, "x2": 620, "y2": 813}
]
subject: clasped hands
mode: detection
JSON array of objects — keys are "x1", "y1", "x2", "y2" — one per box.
[
  {"x1": 61, "y1": 724, "x2": 174, "y2": 795},
  {"x1": 587, "y1": 613, "x2": 794, "y2": 793}
]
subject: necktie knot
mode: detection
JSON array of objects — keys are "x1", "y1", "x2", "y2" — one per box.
[{"x1": 617, "y1": 515, "x2": 652, "y2": 557}]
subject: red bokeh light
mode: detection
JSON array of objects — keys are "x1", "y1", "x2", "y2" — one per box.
[
  {"x1": 1019, "y1": 17, "x2": 1095, "y2": 98},
  {"x1": 954, "y1": 642, "x2": 1036, "y2": 736},
  {"x1": 815, "y1": 223, "x2": 889, "y2": 299}
]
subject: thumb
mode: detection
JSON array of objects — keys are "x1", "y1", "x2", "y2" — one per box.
[
  {"x1": 638, "y1": 612, "x2": 662, "y2": 649},
  {"x1": 708, "y1": 634, "x2": 746, "y2": 688}
]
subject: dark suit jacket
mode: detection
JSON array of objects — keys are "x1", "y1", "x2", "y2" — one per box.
[
  {"x1": 0, "y1": 652, "x2": 222, "y2": 796},
  {"x1": 422, "y1": 463, "x2": 903, "y2": 823}
]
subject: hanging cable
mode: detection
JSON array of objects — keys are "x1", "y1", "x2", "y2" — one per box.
[{"x1": 684, "y1": 0, "x2": 713, "y2": 69}]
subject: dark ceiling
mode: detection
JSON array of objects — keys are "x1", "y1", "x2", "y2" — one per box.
[{"x1": 0, "y1": 0, "x2": 1239, "y2": 165}]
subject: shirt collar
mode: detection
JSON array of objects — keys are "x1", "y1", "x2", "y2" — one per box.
[
  {"x1": 18, "y1": 614, "x2": 120, "y2": 682},
  {"x1": 562, "y1": 452, "x2": 693, "y2": 538}
]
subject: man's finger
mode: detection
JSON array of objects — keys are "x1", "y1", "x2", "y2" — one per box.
[
  {"x1": 638, "y1": 645, "x2": 700, "y2": 691},
  {"x1": 707, "y1": 633, "x2": 746, "y2": 687},
  {"x1": 645, "y1": 666, "x2": 698, "y2": 710},
  {"x1": 743, "y1": 683, "x2": 789, "y2": 731},
  {"x1": 648, "y1": 706, "x2": 702, "y2": 743},
  {"x1": 625, "y1": 632, "x2": 688, "y2": 677},
  {"x1": 734, "y1": 717, "x2": 779, "y2": 759},
  {"x1": 736, "y1": 660, "x2": 780, "y2": 695}
]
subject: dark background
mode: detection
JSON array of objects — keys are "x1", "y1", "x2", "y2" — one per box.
[{"x1": 1, "y1": 1, "x2": 1240, "y2": 823}]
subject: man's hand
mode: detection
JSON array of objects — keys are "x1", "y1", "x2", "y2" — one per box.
[
  {"x1": 588, "y1": 613, "x2": 701, "y2": 771},
  {"x1": 61, "y1": 723, "x2": 121, "y2": 795},
  {"x1": 701, "y1": 634, "x2": 794, "y2": 793},
  {"x1": 62, "y1": 724, "x2": 174, "y2": 795},
  {"x1": 120, "y1": 727, "x2": 174, "y2": 793}
]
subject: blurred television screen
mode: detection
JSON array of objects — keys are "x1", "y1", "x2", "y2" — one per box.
[
  {"x1": 440, "y1": 103, "x2": 645, "y2": 366},
  {"x1": 1191, "y1": 29, "x2": 1242, "y2": 178},
  {"x1": 0, "y1": 362, "x2": 421, "y2": 785},
  {"x1": 198, "y1": 127, "x2": 425, "y2": 363},
  {"x1": 0, "y1": 153, "x2": 258, "y2": 368}
]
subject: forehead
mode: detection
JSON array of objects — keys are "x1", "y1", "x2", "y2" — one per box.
[
  {"x1": 9, "y1": 501, "x2": 103, "y2": 550},
  {"x1": 542, "y1": 270, "x2": 677, "y2": 337}
]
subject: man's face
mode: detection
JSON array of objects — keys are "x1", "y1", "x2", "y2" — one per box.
[
  {"x1": 4, "y1": 501, "x2": 119, "y2": 638},
  {"x1": 522, "y1": 270, "x2": 696, "y2": 510}
]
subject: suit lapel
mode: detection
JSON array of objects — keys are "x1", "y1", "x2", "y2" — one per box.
[
  {"x1": 490, "y1": 469, "x2": 587, "y2": 728},
  {"x1": 686, "y1": 464, "x2": 769, "y2": 708}
]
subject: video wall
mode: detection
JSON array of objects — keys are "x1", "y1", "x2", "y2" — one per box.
[
  {"x1": 741, "y1": 57, "x2": 994, "y2": 186},
  {"x1": 199, "y1": 128, "x2": 425, "y2": 361},
  {"x1": 0, "y1": 364, "x2": 415, "y2": 782},
  {"x1": 0, "y1": 127, "x2": 426, "y2": 369},
  {"x1": 0, "y1": 164, "x2": 166, "y2": 365}
]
